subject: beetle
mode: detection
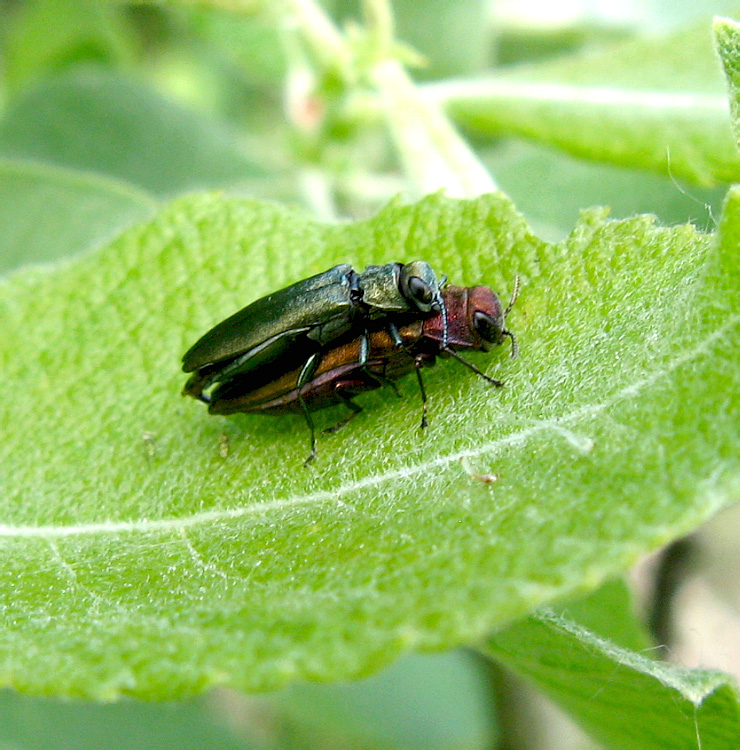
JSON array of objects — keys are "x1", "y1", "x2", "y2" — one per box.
[
  {"x1": 200, "y1": 282, "x2": 518, "y2": 463},
  {"x1": 182, "y1": 261, "x2": 447, "y2": 404}
]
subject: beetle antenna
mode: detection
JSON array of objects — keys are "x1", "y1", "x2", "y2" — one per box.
[
  {"x1": 504, "y1": 275, "x2": 520, "y2": 318},
  {"x1": 438, "y1": 292, "x2": 449, "y2": 349},
  {"x1": 502, "y1": 329, "x2": 518, "y2": 359},
  {"x1": 444, "y1": 347, "x2": 504, "y2": 387},
  {"x1": 414, "y1": 358, "x2": 429, "y2": 429}
]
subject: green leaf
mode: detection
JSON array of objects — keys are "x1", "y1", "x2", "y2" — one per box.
[
  {"x1": 0, "y1": 191, "x2": 737, "y2": 699},
  {"x1": 186, "y1": 8, "x2": 288, "y2": 88},
  {"x1": 392, "y1": 0, "x2": 491, "y2": 79},
  {"x1": 489, "y1": 140, "x2": 726, "y2": 240},
  {"x1": 555, "y1": 577, "x2": 652, "y2": 653},
  {"x1": 0, "y1": 158, "x2": 156, "y2": 273},
  {"x1": 427, "y1": 21, "x2": 740, "y2": 185},
  {"x1": 484, "y1": 608, "x2": 740, "y2": 749},
  {"x1": 0, "y1": 690, "x2": 253, "y2": 750},
  {"x1": 4, "y1": 0, "x2": 137, "y2": 91},
  {"x1": 715, "y1": 16, "x2": 740, "y2": 148},
  {"x1": 272, "y1": 651, "x2": 497, "y2": 749},
  {"x1": 0, "y1": 69, "x2": 264, "y2": 197}
]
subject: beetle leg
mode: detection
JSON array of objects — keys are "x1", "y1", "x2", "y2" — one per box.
[
  {"x1": 323, "y1": 393, "x2": 363, "y2": 434},
  {"x1": 443, "y1": 347, "x2": 504, "y2": 387},
  {"x1": 381, "y1": 375, "x2": 402, "y2": 399},
  {"x1": 414, "y1": 357, "x2": 429, "y2": 430},
  {"x1": 357, "y1": 329, "x2": 402, "y2": 398},
  {"x1": 358, "y1": 367, "x2": 402, "y2": 398},
  {"x1": 356, "y1": 365, "x2": 403, "y2": 399},
  {"x1": 387, "y1": 320, "x2": 404, "y2": 348},
  {"x1": 358, "y1": 330, "x2": 370, "y2": 366},
  {"x1": 297, "y1": 352, "x2": 322, "y2": 465},
  {"x1": 362, "y1": 367, "x2": 403, "y2": 398}
]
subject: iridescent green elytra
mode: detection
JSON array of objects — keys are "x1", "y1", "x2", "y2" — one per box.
[{"x1": 181, "y1": 261, "x2": 446, "y2": 405}]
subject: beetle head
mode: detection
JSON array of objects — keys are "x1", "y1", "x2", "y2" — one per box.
[
  {"x1": 398, "y1": 261, "x2": 443, "y2": 314},
  {"x1": 472, "y1": 277, "x2": 519, "y2": 357}
]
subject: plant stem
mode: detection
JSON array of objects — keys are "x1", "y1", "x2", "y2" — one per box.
[
  {"x1": 218, "y1": 0, "x2": 498, "y2": 200},
  {"x1": 363, "y1": 0, "x2": 496, "y2": 198},
  {"x1": 370, "y1": 57, "x2": 497, "y2": 198},
  {"x1": 282, "y1": 0, "x2": 351, "y2": 75}
]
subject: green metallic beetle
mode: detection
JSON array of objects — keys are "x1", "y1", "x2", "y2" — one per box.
[{"x1": 182, "y1": 261, "x2": 447, "y2": 405}]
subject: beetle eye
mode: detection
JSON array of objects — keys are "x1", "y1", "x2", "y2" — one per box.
[
  {"x1": 474, "y1": 311, "x2": 502, "y2": 343},
  {"x1": 407, "y1": 276, "x2": 433, "y2": 306}
]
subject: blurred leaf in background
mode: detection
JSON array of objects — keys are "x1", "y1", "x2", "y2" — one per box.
[
  {"x1": 0, "y1": 70, "x2": 265, "y2": 196},
  {"x1": 3, "y1": 0, "x2": 138, "y2": 92},
  {"x1": 0, "y1": 691, "x2": 255, "y2": 750}
]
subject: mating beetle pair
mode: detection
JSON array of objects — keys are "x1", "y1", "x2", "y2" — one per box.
[{"x1": 182, "y1": 261, "x2": 517, "y2": 463}]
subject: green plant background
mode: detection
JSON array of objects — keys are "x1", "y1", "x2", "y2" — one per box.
[{"x1": 1, "y1": 1, "x2": 739, "y2": 748}]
